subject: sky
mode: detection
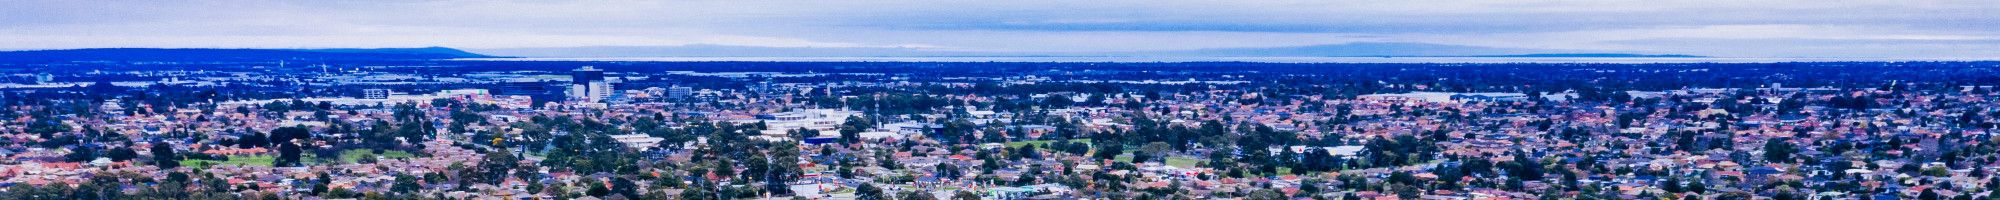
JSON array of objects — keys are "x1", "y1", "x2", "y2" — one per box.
[{"x1": 2, "y1": 0, "x2": 1997, "y2": 58}]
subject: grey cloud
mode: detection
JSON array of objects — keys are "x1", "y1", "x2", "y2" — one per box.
[{"x1": 0, "y1": 0, "x2": 1995, "y2": 58}]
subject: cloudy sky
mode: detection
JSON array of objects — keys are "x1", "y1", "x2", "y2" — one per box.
[{"x1": 3, "y1": 1, "x2": 1997, "y2": 58}]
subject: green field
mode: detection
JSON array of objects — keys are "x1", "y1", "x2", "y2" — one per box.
[
  {"x1": 182, "y1": 155, "x2": 277, "y2": 168},
  {"x1": 337, "y1": 149, "x2": 413, "y2": 163},
  {"x1": 1164, "y1": 157, "x2": 1200, "y2": 168}
]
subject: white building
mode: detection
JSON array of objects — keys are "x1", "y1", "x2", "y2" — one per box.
[
  {"x1": 740, "y1": 109, "x2": 861, "y2": 137},
  {"x1": 363, "y1": 89, "x2": 392, "y2": 99},
  {"x1": 608, "y1": 134, "x2": 666, "y2": 150},
  {"x1": 667, "y1": 86, "x2": 694, "y2": 99},
  {"x1": 33, "y1": 73, "x2": 53, "y2": 83},
  {"x1": 568, "y1": 66, "x2": 612, "y2": 102}
]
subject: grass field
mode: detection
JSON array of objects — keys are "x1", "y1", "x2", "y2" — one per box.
[
  {"x1": 338, "y1": 149, "x2": 413, "y2": 163},
  {"x1": 1164, "y1": 157, "x2": 1200, "y2": 168},
  {"x1": 1112, "y1": 155, "x2": 1200, "y2": 166},
  {"x1": 182, "y1": 155, "x2": 277, "y2": 168}
]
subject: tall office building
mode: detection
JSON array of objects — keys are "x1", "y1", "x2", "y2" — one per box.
[
  {"x1": 667, "y1": 86, "x2": 694, "y2": 99},
  {"x1": 362, "y1": 89, "x2": 392, "y2": 99},
  {"x1": 569, "y1": 66, "x2": 612, "y2": 102},
  {"x1": 493, "y1": 81, "x2": 558, "y2": 103},
  {"x1": 33, "y1": 73, "x2": 54, "y2": 84}
]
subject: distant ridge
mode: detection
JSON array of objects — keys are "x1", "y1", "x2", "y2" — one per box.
[
  {"x1": 473, "y1": 45, "x2": 990, "y2": 57},
  {"x1": 1485, "y1": 53, "x2": 1703, "y2": 58},
  {"x1": 0, "y1": 47, "x2": 499, "y2": 63},
  {"x1": 473, "y1": 42, "x2": 1699, "y2": 58},
  {"x1": 1158, "y1": 43, "x2": 1705, "y2": 58},
  {"x1": 1158, "y1": 42, "x2": 1538, "y2": 57}
]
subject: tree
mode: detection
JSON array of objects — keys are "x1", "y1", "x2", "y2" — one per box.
[
  {"x1": 680, "y1": 181, "x2": 718, "y2": 200},
  {"x1": 1394, "y1": 184, "x2": 1422, "y2": 199},
  {"x1": 1662, "y1": 177, "x2": 1683, "y2": 193},
  {"x1": 150, "y1": 142, "x2": 181, "y2": 169},
  {"x1": 239, "y1": 131, "x2": 269, "y2": 148},
  {"x1": 1508, "y1": 152, "x2": 1544, "y2": 181},
  {"x1": 1388, "y1": 171, "x2": 1417, "y2": 185},
  {"x1": 1989, "y1": 177, "x2": 2000, "y2": 192},
  {"x1": 274, "y1": 141, "x2": 303, "y2": 167},
  {"x1": 473, "y1": 150, "x2": 520, "y2": 184},
  {"x1": 391, "y1": 174, "x2": 421, "y2": 193},
  {"x1": 106, "y1": 147, "x2": 138, "y2": 161},
  {"x1": 1687, "y1": 179, "x2": 1707, "y2": 194},
  {"x1": 1247, "y1": 189, "x2": 1287, "y2": 200},
  {"x1": 64, "y1": 146, "x2": 97, "y2": 162},
  {"x1": 935, "y1": 163, "x2": 963, "y2": 180},
  {"x1": 788, "y1": 127, "x2": 820, "y2": 140},
  {"x1": 857, "y1": 184, "x2": 887, "y2": 200},
  {"x1": 840, "y1": 116, "x2": 871, "y2": 144},
  {"x1": 1093, "y1": 142, "x2": 1123, "y2": 160},
  {"x1": 763, "y1": 142, "x2": 804, "y2": 196},
  {"x1": 1138, "y1": 142, "x2": 1173, "y2": 161},
  {"x1": 269, "y1": 126, "x2": 311, "y2": 144},
  {"x1": 611, "y1": 177, "x2": 640, "y2": 198},
  {"x1": 898, "y1": 190, "x2": 937, "y2": 200},
  {"x1": 952, "y1": 191, "x2": 980, "y2": 200},
  {"x1": 1763, "y1": 138, "x2": 1795, "y2": 163},
  {"x1": 1044, "y1": 94, "x2": 1074, "y2": 108},
  {"x1": 586, "y1": 181, "x2": 610, "y2": 197}
]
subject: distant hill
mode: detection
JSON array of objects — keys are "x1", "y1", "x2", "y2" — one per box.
[
  {"x1": 0, "y1": 47, "x2": 498, "y2": 63},
  {"x1": 473, "y1": 42, "x2": 1699, "y2": 58},
  {"x1": 473, "y1": 45, "x2": 1012, "y2": 57},
  {"x1": 1155, "y1": 42, "x2": 1541, "y2": 57},
  {"x1": 1485, "y1": 53, "x2": 1703, "y2": 58},
  {"x1": 1155, "y1": 43, "x2": 1704, "y2": 58}
]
